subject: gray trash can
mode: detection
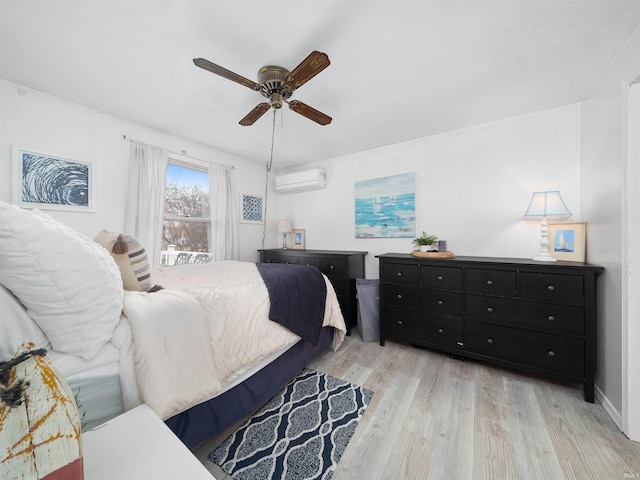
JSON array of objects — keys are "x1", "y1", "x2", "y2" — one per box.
[{"x1": 356, "y1": 278, "x2": 380, "y2": 343}]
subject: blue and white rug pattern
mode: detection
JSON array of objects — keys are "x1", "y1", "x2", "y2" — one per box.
[{"x1": 210, "y1": 368, "x2": 374, "y2": 480}]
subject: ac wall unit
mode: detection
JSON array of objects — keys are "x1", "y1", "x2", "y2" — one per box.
[{"x1": 275, "y1": 168, "x2": 326, "y2": 194}]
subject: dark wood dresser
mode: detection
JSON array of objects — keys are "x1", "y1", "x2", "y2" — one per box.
[
  {"x1": 259, "y1": 249, "x2": 367, "y2": 335},
  {"x1": 377, "y1": 253, "x2": 604, "y2": 402}
]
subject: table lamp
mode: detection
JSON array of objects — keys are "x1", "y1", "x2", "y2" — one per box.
[
  {"x1": 523, "y1": 190, "x2": 571, "y2": 262},
  {"x1": 277, "y1": 219, "x2": 293, "y2": 249}
]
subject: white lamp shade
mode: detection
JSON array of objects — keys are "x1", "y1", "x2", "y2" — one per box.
[
  {"x1": 523, "y1": 190, "x2": 572, "y2": 218},
  {"x1": 277, "y1": 219, "x2": 293, "y2": 233}
]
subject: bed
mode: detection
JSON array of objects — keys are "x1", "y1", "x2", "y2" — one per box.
[{"x1": 0, "y1": 201, "x2": 346, "y2": 450}]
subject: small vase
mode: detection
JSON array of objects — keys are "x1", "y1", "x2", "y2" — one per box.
[{"x1": 419, "y1": 245, "x2": 429, "y2": 252}]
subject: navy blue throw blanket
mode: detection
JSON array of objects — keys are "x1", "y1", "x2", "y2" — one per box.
[{"x1": 255, "y1": 262, "x2": 327, "y2": 345}]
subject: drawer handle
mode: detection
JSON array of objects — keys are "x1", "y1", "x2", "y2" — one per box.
[
  {"x1": 486, "y1": 307, "x2": 493, "y2": 313},
  {"x1": 548, "y1": 350, "x2": 556, "y2": 357},
  {"x1": 437, "y1": 300, "x2": 444, "y2": 305},
  {"x1": 397, "y1": 272, "x2": 402, "y2": 276},
  {"x1": 547, "y1": 315, "x2": 556, "y2": 322},
  {"x1": 547, "y1": 285, "x2": 555, "y2": 292},
  {"x1": 397, "y1": 294, "x2": 403, "y2": 300},
  {"x1": 487, "y1": 338, "x2": 494, "y2": 344},
  {"x1": 397, "y1": 320, "x2": 403, "y2": 326},
  {"x1": 486, "y1": 280, "x2": 493, "y2": 286},
  {"x1": 329, "y1": 265, "x2": 335, "y2": 270},
  {"x1": 437, "y1": 275, "x2": 443, "y2": 281},
  {"x1": 437, "y1": 328, "x2": 444, "y2": 334}
]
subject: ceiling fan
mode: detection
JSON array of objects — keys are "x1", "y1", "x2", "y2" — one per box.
[{"x1": 193, "y1": 51, "x2": 332, "y2": 126}]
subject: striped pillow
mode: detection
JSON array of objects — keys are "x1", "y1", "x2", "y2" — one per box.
[{"x1": 94, "y1": 230, "x2": 152, "y2": 292}]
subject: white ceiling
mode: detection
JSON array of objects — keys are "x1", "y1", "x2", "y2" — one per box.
[{"x1": 2, "y1": 1, "x2": 640, "y2": 168}]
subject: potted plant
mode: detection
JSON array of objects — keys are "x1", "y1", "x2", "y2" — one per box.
[{"x1": 413, "y1": 232, "x2": 439, "y2": 252}]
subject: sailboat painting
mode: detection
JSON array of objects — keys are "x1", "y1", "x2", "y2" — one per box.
[
  {"x1": 548, "y1": 222, "x2": 587, "y2": 262},
  {"x1": 355, "y1": 173, "x2": 415, "y2": 238},
  {"x1": 554, "y1": 229, "x2": 575, "y2": 253}
]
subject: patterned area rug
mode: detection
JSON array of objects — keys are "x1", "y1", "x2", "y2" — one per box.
[{"x1": 209, "y1": 368, "x2": 374, "y2": 480}]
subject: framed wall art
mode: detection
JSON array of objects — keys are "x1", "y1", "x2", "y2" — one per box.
[
  {"x1": 292, "y1": 229, "x2": 306, "y2": 250},
  {"x1": 240, "y1": 193, "x2": 264, "y2": 224},
  {"x1": 12, "y1": 146, "x2": 94, "y2": 212},
  {"x1": 355, "y1": 172, "x2": 415, "y2": 238},
  {"x1": 548, "y1": 222, "x2": 586, "y2": 262}
]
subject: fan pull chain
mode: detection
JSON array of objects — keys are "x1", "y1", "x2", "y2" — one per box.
[
  {"x1": 267, "y1": 108, "x2": 276, "y2": 173},
  {"x1": 261, "y1": 108, "x2": 278, "y2": 250}
]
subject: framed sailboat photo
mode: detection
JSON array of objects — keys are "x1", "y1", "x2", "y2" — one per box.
[{"x1": 548, "y1": 222, "x2": 586, "y2": 262}]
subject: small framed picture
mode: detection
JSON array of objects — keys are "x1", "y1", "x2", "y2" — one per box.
[
  {"x1": 548, "y1": 222, "x2": 586, "y2": 262},
  {"x1": 12, "y1": 146, "x2": 94, "y2": 212},
  {"x1": 291, "y1": 229, "x2": 306, "y2": 250},
  {"x1": 240, "y1": 193, "x2": 264, "y2": 224}
]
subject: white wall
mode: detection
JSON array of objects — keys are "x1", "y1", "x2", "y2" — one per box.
[
  {"x1": 580, "y1": 24, "x2": 640, "y2": 434},
  {"x1": 626, "y1": 82, "x2": 640, "y2": 441},
  {"x1": 0, "y1": 80, "x2": 275, "y2": 262},
  {"x1": 276, "y1": 104, "x2": 582, "y2": 278}
]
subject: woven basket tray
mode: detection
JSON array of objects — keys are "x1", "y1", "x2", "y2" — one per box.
[{"x1": 411, "y1": 251, "x2": 455, "y2": 259}]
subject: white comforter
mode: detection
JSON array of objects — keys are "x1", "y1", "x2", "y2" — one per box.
[{"x1": 121, "y1": 261, "x2": 346, "y2": 420}]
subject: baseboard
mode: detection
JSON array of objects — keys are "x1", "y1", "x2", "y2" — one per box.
[{"x1": 595, "y1": 384, "x2": 623, "y2": 432}]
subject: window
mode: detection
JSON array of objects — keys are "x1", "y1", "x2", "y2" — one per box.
[{"x1": 162, "y1": 161, "x2": 210, "y2": 264}]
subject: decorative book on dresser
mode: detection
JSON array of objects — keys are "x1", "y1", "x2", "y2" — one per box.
[
  {"x1": 377, "y1": 253, "x2": 604, "y2": 402},
  {"x1": 259, "y1": 249, "x2": 367, "y2": 335}
]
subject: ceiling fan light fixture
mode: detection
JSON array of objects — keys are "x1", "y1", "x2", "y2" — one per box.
[{"x1": 269, "y1": 92, "x2": 283, "y2": 109}]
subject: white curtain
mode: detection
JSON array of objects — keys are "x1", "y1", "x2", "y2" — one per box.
[
  {"x1": 209, "y1": 163, "x2": 239, "y2": 261},
  {"x1": 124, "y1": 141, "x2": 168, "y2": 267}
]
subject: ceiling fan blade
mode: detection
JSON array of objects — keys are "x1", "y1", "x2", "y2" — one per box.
[
  {"x1": 239, "y1": 103, "x2": 270, "y2": 126},
  {"x1": 283, "y1": 51, "x2": 330, "y2": 91},
  {"x1": 288, "y1": 100, "x2": 332, "y2": 126},
  {"x1": 193, "y1": 58, "x2": 260, "y2": 91}
]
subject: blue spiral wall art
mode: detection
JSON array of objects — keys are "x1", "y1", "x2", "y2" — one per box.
[{"x1": 16, "y1": 149, "x2": 92, "y2": 210}]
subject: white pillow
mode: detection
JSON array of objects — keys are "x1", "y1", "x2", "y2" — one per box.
[
  {"x1": 0, "y1": 201, "x2": 123, "y2": 360},
  {"x1": 0, "y1": 284, "x2": 51, "y2": 361}
]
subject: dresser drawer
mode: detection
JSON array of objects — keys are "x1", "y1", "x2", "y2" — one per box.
[
  {"x1": 420, "y1": 266, "x2": 462, "y2": 290},
  {"x1": 384, "y1": 284, "x2": 462, "y2": 315},
  {"x1": 297, "y1": 256, "x2": 320, "y2": 268},
  {"x1": 264, "y1": 254, "x2": 298, "y2": 264},
  {"x1": 465, "y1": 295, "x2": 585, "y2": 336},
  {"x1": 382, "y1": 263, "x2": 419, "y2": 285},
  {"x1": 520, "y1": 272, "x2": 584, "y2": 305},
  {"x1": 465, "y1": 321, "x2": 584, "y2": 378},
  {"x1": 423, "y1": 290, "x2": 463, "y2": 315},
  {"x1": 319, "y1": 257, "x2": 347, "y2": 277},
  {"x1": 384, "y1": 306, "x2": 463, "y2": 348},
  {"x1": 465, "y1": 269, "x2": 517, "y2": 297},
  {"x1": 383, "y1": 284, "x2": 425, "y2": 309}
]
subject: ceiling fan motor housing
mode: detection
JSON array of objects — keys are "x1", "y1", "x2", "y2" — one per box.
[{"x1": 258, "y1": 65, "x2": 292, "y2": 108}]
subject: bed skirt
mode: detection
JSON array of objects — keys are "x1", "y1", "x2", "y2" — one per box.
[{"x1": 164, "y1": 326, "x2": 334, "y2": 449}]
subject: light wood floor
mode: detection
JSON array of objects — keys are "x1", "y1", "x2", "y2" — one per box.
[{"x1": 193, "y1": 334, "x2": 640, "y2": 479}]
